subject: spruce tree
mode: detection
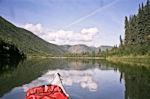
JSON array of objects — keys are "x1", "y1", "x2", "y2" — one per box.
[
  {"x1": 137, "y1": 4, "x2": 144, "y2": 44},
  {"x1": 143, "y1": 0, "x2": 150, "y2": 43},
  {"x1": 119, "y1": 35, "x2": 123, "y2": 47},
  {"x1": 124, "y1": 16, "x2": 129, "y2": 45},
  {"x1": 129, "y1": 15, "x2": 137, "y2": 45}
]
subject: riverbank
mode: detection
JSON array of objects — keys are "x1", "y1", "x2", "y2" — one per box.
[
  {"x1": 106, "y1": 55, "x2": 150, "y2": 67},
  {"x1": 50, "y1": 57, "x2": 105, "y2": 59},
  {"x1": 27, "y1": 55, "x2": 150, "y2": 61},
  {"x1": 27, "y1": 55, "x2": 105, "y2": 60},
  {"x1": 27, "y1": 55, "x2": 150, "y2": 67}
]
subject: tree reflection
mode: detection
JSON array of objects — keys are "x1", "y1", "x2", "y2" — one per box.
[{"x1": 97, "y1": 60, "x2": 150, "y2": 99}]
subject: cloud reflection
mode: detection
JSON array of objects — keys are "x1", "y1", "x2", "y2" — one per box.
[{"x1": 23, "y1": 69, "x2": 98, "y2": 92}]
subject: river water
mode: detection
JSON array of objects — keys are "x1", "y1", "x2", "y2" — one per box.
[{"x1": 0, "y1": 58, "x2": 150, "y2": 99}]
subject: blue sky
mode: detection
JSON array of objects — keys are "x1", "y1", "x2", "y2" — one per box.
[{"x1": 0, "y1": 0, "x2": 147, "y2": 47}]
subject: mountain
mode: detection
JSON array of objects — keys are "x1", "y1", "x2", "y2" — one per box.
[
  {"x1": 59, "y1": 45, "x2": 113, "y2": 54},
  {"x1": 59, "y1": 45, "x2": 72, "y2": 53},
  {"x1": 0, "y1": 16, "x2": 64, "y2": 56},
  {"x1": 59, "y1": 44, "x2": 99, "y2": 54},
  {"x1": 99, "y1": 46, "x2": 113, "y2": 51}
]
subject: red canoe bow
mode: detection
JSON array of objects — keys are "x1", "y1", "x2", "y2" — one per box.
[{"x1": 25, "y1": 73, "x2": 69, "y2": 99}]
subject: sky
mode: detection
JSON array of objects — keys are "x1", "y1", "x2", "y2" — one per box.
[{"x1": 0, "y1": 0, "x2": 147, "y2": 47}]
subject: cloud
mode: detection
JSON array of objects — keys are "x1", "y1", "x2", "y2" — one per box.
[
  {"x1": 24, "y1": 23, "x2": 44, "y2": 35},
  {"x1": 81, "y1": 27, "x2": 99, "y2": 35},
  {"x1": 22, "y1": 23, "x2": 100, "y2": 46}
]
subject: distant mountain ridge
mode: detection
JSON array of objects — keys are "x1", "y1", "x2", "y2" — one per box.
[
  {"x1": 59, "y1": 44, "x2": 113, "y2": 54},
  {"x1": 98, "y1": 46, "x2": 113, "y2": 51},
  {"x1": 0, "y1": 16, "x2": 64, "y2": 56}
]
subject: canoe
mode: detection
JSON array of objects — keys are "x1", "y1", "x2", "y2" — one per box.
[{"x1": 25, "y1": 73, "x2": 69, "y2": 99}]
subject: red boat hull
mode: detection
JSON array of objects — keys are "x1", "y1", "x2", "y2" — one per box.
[{"x1": 25, "y1": 85, "x2": 68, "y2": 99}]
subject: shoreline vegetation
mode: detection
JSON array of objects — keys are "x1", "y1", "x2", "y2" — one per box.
[
  {"x1": 27, "y1": 55, "x2": 150, "y2": 64},
  {"x1": 106, "y1": 55, "x2": 150, "y2": 67}
]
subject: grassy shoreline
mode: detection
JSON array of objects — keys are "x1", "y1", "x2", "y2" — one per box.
[
  {"x1": 27, "y1": 55, "x2": 105, "y2": 59},
  {"x1": 27, "y1": 55, "x2": 150, "y2": 60},
  {"x1": 50, "y1": 56, "x2": 105, "y2": 59},
  {"x1": 106, "y1": 55, "x2": 150, "y2": 67},
  {"x1": 107, "y1": 55, "x2": 150, "y2": 61},
  {"x1": 26, "y1": 55, "x2": 150, "y2": 67}
]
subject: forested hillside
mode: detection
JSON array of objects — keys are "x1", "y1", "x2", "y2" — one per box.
[{"x1": 0, "y1": 16, "x2": 64, "y2": 57}]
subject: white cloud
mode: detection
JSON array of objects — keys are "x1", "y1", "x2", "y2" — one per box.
[
  {"x1": 22, "y1": 24, "x2": 100, "y2": 46},
  {"x1": 81, "y1": 27, "x2": 99, "y2": 35},
  {"x1": 24, "y1": 23, "x2": 44, "y2": 35}
]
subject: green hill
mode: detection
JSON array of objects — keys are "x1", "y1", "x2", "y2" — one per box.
[{"x1": 0, "y1": 16, "x2": 64, "y2": 57}]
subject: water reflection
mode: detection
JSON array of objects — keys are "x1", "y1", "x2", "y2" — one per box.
[
  {"x1": 0, "y1": 59, "x2": 68, "y2": 97},
  {"x1": 98, "y1": 61, "x2": 150, "y2": 99},
  {"x1": 0, "y1": 59, "x2": 150, "y2": 99},
  {"x1": 0, "y1": 56, "x2": 24, "y2": 74},
  {"x1": 23, "y1": 69, "x2": 98, "y2": 92}
]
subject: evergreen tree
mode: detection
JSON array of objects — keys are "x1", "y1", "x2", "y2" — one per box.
[
  {"x1": 137, "y1": 4, "x2": 145, "y2": 44},
  {"x1": 98, "y1": 48, "x2": 101, "y2": 54},
  {"x1": 143, "y1": 0, "x2": 150, "y2": 43},
  {"x1": 119, "y1": 35, "x2": 123, "y2": 47},
  {"x1": 91, "y1": 51, "x2": 95, "y2": 57},
  {"x1": 128, "y1": 15, "x2": 138, "y2": 45},
  {"x1": 124, "y1": 16, "x2": 129, "y2": 45}
]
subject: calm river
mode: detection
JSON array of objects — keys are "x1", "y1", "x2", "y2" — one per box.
[{"x1": 0, "y1": 58, "x2": 150, "y2": 99}]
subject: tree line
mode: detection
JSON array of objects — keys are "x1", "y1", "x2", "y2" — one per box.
[
  {"x1": 0, "y1": 35, "x2": 25, "y2": 58},
  {"x1": 100, "y1": 0, "x2": 150, "y2": 57},
  {"x1": 124, "y1": 0, "x2": 150, "y2": 46}
]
